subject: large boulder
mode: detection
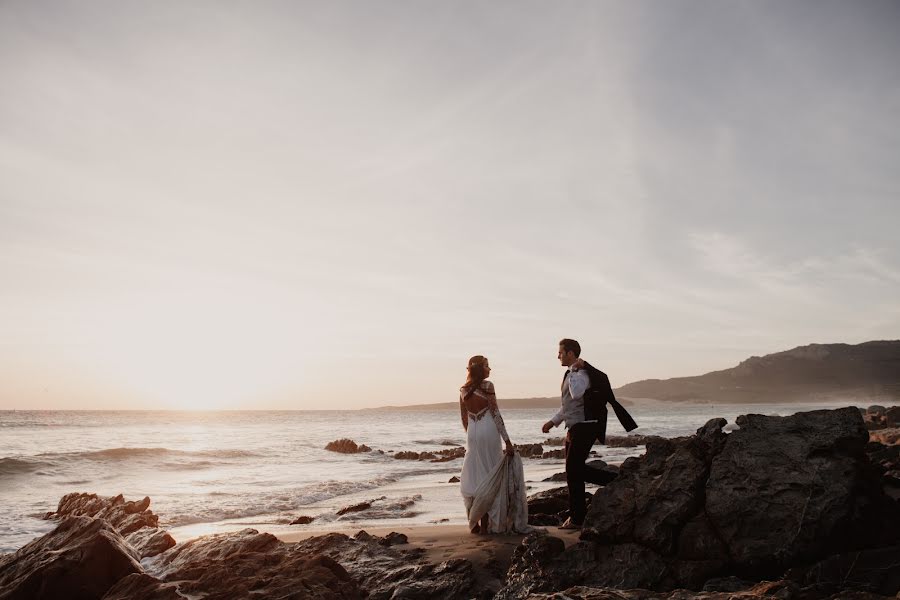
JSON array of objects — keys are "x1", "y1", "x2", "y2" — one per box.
[
  {"x1": 704, "y1": 408, "x2": 883, "y2": 571},
  {"x1": 141, "y1": 529, "x2": 363, "y2": 600},
  {"x1": 499, "y1": 408, "x2": 900, "y2": 596},
  {"x1": 0, "y1": 515, "x2": 142, "y2": 600}
]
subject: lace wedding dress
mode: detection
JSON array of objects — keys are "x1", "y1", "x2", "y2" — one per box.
[{"x1": 459, "y1": 381, "x2": 532, "y2": 533}]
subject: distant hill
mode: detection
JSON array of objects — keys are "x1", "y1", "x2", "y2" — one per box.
[{"x1": 616, "y1": 340, "x2": 900, "y2": 403}]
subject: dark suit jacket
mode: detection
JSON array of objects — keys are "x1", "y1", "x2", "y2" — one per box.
[{"x1": 582, "y1": 362, "x2": 638, "y2": 442}]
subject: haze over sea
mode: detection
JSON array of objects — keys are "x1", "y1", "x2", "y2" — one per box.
[{"x1": 0, "y1": 400, "x2": 858, "y2": 552}]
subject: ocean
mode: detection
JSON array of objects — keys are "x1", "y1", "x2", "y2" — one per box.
[{"x1": 0, "y1": 401, "x2": 859, "y2": 552}]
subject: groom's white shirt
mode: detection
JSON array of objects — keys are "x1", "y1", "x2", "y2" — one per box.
[{"x1": 550, "y1": 368, "x2": 591, "y2": 428}]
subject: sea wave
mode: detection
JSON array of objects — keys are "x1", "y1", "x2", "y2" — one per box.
[
  {"x1": 412, "y1": 439, "x2": 462, "y2": 446},
  {"x1": 0, "y1": 457, "x2": 49, "y2": 477},
  {"x1": 162, "y1": 475, "x2": 399, "y2": 527},
  {"x1": 43, "y1": 447, "x2": 261, "y2": 462}
]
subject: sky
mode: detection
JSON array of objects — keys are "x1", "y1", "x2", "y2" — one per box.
[{"x1": 1, "y1": 1, "x2": 899, "y2": 410}]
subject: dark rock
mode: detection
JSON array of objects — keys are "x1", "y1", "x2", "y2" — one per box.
[
  {"x1": 705, "y1": 408, "x2": 894, "y2": 572},
  {"x1": 145, "y1": 529, "x2": 362, "y2": 599},
  {"x1": 388, "y1": 559, "x2": 475, "y2": 599},
  {"x1": 394, "y1": 451, "x2": 421, "y2": 460},
  {"x1": 509, "y1": 408, "x2": 900, "y2": 594},
  {"x1": 336, "y1": 502, "x2": 372, "y2": 516},
  {"x1": 102, "y1": 573, "x2": 187, "y2": 600},
  {"x1": 325, "y1": 438, "x2": 366, "y2": 453},
  {"x1": 543, "y1": 437, "x2": 565, "y2": 446},
  {"x1": 885, "y1": 406, "x2": 900, "y2": 427},
  {"x1": 292, "y1": 532, "x2": 475, "y2": 600},
  {"x1": 528, "y1": 513, "x2": 562, "y2": 526},
  {"x1": 379, "y1": 532, "x2": 408, "y2": 546},
  {"x1": 358, "y1": 444, "x2": 372, "y2": 452},
  {"x1": 124, "y1": 527, "x2": 176, "y2": 559},
  {"x1": 605, "y1": 434, "x2": 663, "y2": 448},
  {"x1": 702, "y1": 575, "x2": 757, "y2": 592},
  {"x1": 353, "y1": 530, "x2": 374, "y2": 542},
  {"x1": 586, "y1": 459, "x2": 619, "y2": 482},
  {"x1": 0, "y1": 515, "x2": 142, "y2": 600},
  {"x1": 497, "y1": 532, "x2": 566, "y2": 598},
  {"x1": 675, "y1": 512, "x2": 728, "y2": 562},
  {"x1": 542, "y1": 472, "x2": 567, "y2": 482},
  {"x1": 515, "y1": 443, "x2": 544, "y2": 458},
  {"x1": 392, "y1": 447, "x2": 465, "y2": 462},
  {"x1": 541, "y1": 449, "x2": 565, "y2": 459},
  {"x1": 291, "y1": 515, "x2": 316, "y2": 525},
  {"x1": 584, "y1": 425, "x2": 717, "y2": 555},
  {"x1": 45, "y1": 493, "x2": 161, "y2": 537},
  {"x1": 527, "y1": 487, "x2": 590, "y2": 516},
  {"x1": 431, "y1": 447, "x2": 466, "y2": 462},
  {"x1": 448, "y1": 476, "x2": 460, "y2": 483},
  {"x1": 497, "y1": 535, "x2": 668, "y2": 599},
  {"x1": 796, "y1": 545, "x2": 900, "y2": 597}
]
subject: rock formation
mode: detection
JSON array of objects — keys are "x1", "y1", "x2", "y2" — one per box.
[
  {"x1": 325, "y1": 439, "x2": 372, "y2": 453},
  {"x1": 0, "y1": 516, "x2": 142, "y2": 600},
  {"x1": 44, "y1": 492, "x2": 174, "y2": 559},
  {"x1": 498, "y1": 407, "x2": 900, "y2": 598}
]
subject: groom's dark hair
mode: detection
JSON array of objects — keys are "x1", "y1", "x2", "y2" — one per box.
[{"x1": 559, "y1": 338, "x2": 581, "y2": 357}]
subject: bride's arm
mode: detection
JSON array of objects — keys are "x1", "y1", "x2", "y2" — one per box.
[
  {"x1": 460, "y1": 396, "x2": 468, "y2": 432},
  {"x1": 485, "y1": 383, "x2": 514, "y2": 454}
]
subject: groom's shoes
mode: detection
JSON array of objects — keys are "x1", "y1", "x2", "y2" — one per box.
[{"x1": 558, "y1": 517, "x2": 581, "y2": 530}]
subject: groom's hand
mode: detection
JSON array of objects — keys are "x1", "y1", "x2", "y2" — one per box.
[{"x1": 541, "y1": 420, "x2": 554, "y2": 434}]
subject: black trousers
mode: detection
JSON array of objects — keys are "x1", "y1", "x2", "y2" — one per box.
[{"x1": 565, "y1": 420, "x2": 616, "y2": 524}]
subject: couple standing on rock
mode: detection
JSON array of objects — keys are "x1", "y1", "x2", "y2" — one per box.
[{"x1": 458, "y1": 338, "x2": 638, "y2": 534}]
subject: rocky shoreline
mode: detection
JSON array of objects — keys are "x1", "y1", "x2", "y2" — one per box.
[{"x1": 1, "y1": 406, "x2": 898, "y2": 599}]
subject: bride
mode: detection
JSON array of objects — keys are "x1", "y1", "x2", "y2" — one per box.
[{"x1": 459, "y1": 355, "x2": 531, "y2": 534}]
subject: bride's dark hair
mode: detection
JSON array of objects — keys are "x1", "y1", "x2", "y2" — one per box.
[{"x1": 462, "y1": 355, "x2": 488, "y2": 400}]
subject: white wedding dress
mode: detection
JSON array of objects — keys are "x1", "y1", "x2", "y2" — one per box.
[{"x1": 459, "y1": 381, "x2": 532, "y2": 533}]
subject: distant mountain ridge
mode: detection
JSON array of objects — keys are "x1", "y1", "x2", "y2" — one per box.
[{"x1": 616, "y1": 340, "x2": 900, "y2": 403}]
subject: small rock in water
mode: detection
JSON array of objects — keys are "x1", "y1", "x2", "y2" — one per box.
[
  {"x1": 394, "y1": 451, "x2": 420, "y2": 460},
  {"x1": 337, "y1": 502, "x2": 371, "y2": 516},
  {"x1": 291, "y1": 515, "x2": 315, "y2": 525},
  {"x1": 324, "y1": 438, "x2": 366, "y2": 453},
  {"x1": 515, "y1": 443, "x2": 544, "y2": 457},
  {"x1": 448, "y1": 476, "x2": 460, "y2": 483}
]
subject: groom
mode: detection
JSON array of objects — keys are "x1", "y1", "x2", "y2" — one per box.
[{"x1": 542, "y1": 338, "x2": 632, "y2": 529}]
